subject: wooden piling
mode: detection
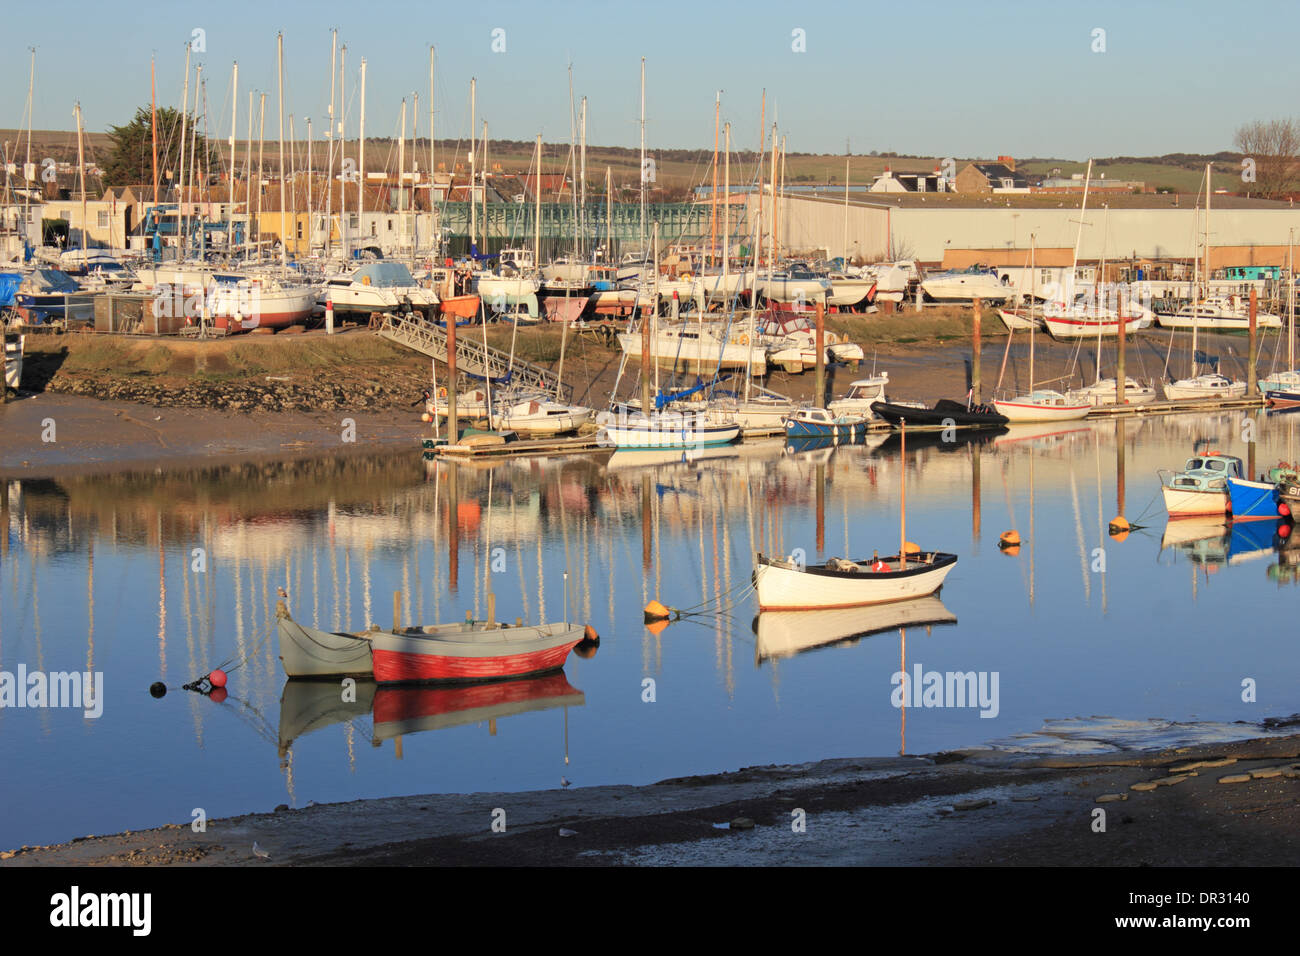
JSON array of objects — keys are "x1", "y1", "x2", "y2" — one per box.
[
  {"x1": 971, "y1": 298, "x2": 982, "y2": 403},
  {"x1": 1117, "y1": 308, "x2": 1126, "y2": 405},
  {"x1": 815, "y1": 300, "x2": 826, "y2": 408},
  {"x1": 1248, "y1": 287, "x2": 1258, "y2": 397}
]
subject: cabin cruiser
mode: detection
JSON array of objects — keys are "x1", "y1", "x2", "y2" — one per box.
[
  {"x1": 1068, "y1": 377, "x2": 1159, "y2": 406},
  {"x1": 1156, "y1": 295, "x2": 1283, "y2": 331},
  {"x1": 617, "y1": 321, "x2": 766, "y2": 376},
  {"x1": 1163, "y1": 372, "x2": 1247, "y2": 401},
  {"x1": 474, "y1": 247, "x2": 542, "y2": 307},
  {"x1": 827, "y1": 375, "x2": 890, "y2": 418},
  {"x1": 1159, "y1": 452, "x2": 1243, "y2": 518},
  {"x1": 490, "y1": 392, "x2": 595, "y2": 436},
  {"x1": 13, "y1": 268, "x2": 95, "y2": 325},
  {"x1": 60, "y1": 250, "x2": 136, "y2": 292},
  {"x1": 321, "y1": 262, "x2": 439, "y2": 318},
  {"x1": 756, "y1": 310, "x2": 864, "y2": 372},
  {"x1": 134, "y1": 266, "x2": 317, "y2": 331},
  {"x1": 755, "y1": 262, "x2": 832, "y2": 306},
  {"x1": 921, "y1": 264, "x2": 1011, "y2": 303}
]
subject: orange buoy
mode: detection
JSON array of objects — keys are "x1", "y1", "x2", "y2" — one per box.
[
  {"x1": 583, "y1": 624, "x2": 600, "y2": 644},
  {"x1": 421, "y1": 412, "x2": 433, "y2": 423},
  {"x1": 904, "y1": 541, "x2": 920, "y2": 555},
  {"x1": 644, "y1": 600, "x2": 671, "y2": 622},
  {"x1": 998, "y1": 530, "x2": 1021, "y2": 549},
  {"x1": 1108, "y1": 516, "x2": 1131, "y2": 541}
]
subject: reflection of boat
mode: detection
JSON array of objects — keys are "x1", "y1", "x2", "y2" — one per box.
[
  {"x1": 276, "y1": 602, "x2": 374, "y2": 677},
  {"x1": 876, "y1": 426, "x2": 1007, "y2": 454},
  {"x1": 371, "y1": 672, "x2": 585, "y2": 739},
  {"x1": 368, "y1": 620, "x2": 587, "y2": 683},
  {"x1": 1159, "y1": 452, "x2": 1242, "y2": 517},
  {"x1": 277, "y1": 678, "x2": 377, "y2": 757},
  {"x1": 604, "y1": 445, "x2": 740, "y2": 470},
  {"x1": 1160, "y1": 517, "x2": 1229, "y2": 563},
  {"x1": 1228, "y1": 519, "x2": 1281, "y2": 564},
  {"x1": 754, "y1": 594, "x2": 956, "y2": 661},
  {"x1": 871, "y1": 399, "x2": 1008, "y2": 429},
  {"x1": 784, "y1": 431, "x2": 888, "y2": 457},
  {"x1": 1226, "y1": 476, "x2": 1280, "y2": 521}
]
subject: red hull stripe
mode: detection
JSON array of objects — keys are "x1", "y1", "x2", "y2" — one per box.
[{"x1": 372, "y1": 641, "x2": 580, "y2": 683}]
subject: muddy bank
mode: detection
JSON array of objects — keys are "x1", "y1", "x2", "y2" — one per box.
[{"x1": 5, "y1": 733, "x2": 1297, "y2": 867}]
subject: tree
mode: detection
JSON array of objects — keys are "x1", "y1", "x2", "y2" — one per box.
[
  {"x1": 1233, "y1": 119, "x2": 1300, "y2": 198},
  {"x1": 101, "y1": 106, "x2": 221, "y2": 190}
]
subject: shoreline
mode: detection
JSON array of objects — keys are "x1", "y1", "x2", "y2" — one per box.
[{"x1": 3, "y1": 732, "x2": 1298, "y2": 866}]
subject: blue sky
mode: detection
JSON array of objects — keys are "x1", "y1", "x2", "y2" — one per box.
[{"x1": 4, "y1": 0, "x2": 1297, "y2": 160}]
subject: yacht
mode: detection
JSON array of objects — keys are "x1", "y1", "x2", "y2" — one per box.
[
  {"x1": 921, "y1": 264, "x2": 1012, "y2": 303},
  {"x1": 1156, "y1": 296, "x2": 1283, "y2": 331},
  {"x1": 320, "y1": 262, "x2": 439, "y2": 318}
]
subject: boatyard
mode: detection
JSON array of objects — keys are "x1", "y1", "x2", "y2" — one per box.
[{"x1": 5, "y1": 6, "x2": 1300, "y2": 930}]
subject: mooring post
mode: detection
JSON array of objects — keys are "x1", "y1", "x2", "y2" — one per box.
[{"x1": 971, "y1": 297, "x2": 982, "y2": 403}]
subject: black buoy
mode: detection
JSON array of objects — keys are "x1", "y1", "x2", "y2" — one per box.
[{"x1": 149, "y1": 682, "x2": 167, "y2": 699}]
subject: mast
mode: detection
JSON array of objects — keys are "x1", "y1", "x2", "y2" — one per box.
[
  {"x1": 256, "y1": 93, "x2": 266, "y2": 263},
  {"x1": 398, "y1": 98, "x2": 406, "y2": 256},
  {"x1": 228, "y1": 61, "x2": 237, "y2": 258},
  {"x1": 710, "y1": 91, "x2": 719, "y2": 267},
  {"x1": 756, "y1": 90, "x2": 765, "y2": 270},
  {"x1": 429, "y1": 47, "x2": 437, "y2": 256},
  {"x1": 339, "y1": 44, "x2": 347, "y2": 260},
  {"x1": 843, "y1": 155, "x2": 850, "y2": 261},
  {"x1": 723, "y1": 122, "x2": 730, "y2": 308},
  {"x1": 475, "y1": 77, "x2": 480, "y2": 247},
  {"x1": 639, "y1": 56, "x2": 646, "y2": 250},
  {"x1": 579, "y1": 95, "x2": 587, "y2": 258},
  {"x1": 482, "y1": 120, "x2": 488, "y2": 253},
  {"x1": 306, "y1": 117, "x2": 313, "y2": 257},
  {"x1": 898, "y1": 422, "x2": 907, "y2": 571},
  {"x1": 326, "y1": 29, "x2": 336, "y2": 261},
  {"x1": 24, "y1": 49, "x2": 35, "y2": 233},
  {"x1": 149, "y1": 55, "x2": 159, "y2": 211},
  {"x1": 179, "y1": 44, "x2": 191, "y2": 258},
  {"x1": 533, "y1": 134, "x2": 542, "y2": 269},
  {"x1": 358, "y1": 57, "x2": 366, "y2": 256},
  {"x1": 1290, "y1": 229, "x2": 1295, "y2": 373},
  {"x1": 244, "y1": 90, "x2": 253, "y2": 258},
  {"x1": 768, "y1": 123, "x2": 777, "y2": 276},
  {"x1": 1069, "y1": 158, "x2": 1092, "y2": 304},
  {"x1": 1204, "y1": 163, "x2": 1212, "y2": 302},
  {"x1": 411, "y1": 92, "x2": 417, "y2": 263},
  {"x1": 74, "y1": 102, "x2": 86, "y2": 254},
  {"x1": 277, "y1": 32, "x2": 287, "y2": 275}
]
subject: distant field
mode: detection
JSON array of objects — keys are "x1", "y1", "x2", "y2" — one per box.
[{"x1": 0, "y1": 127, "x2": 1230, "y2": 197}]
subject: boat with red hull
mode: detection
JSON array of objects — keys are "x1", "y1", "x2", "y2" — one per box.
[{"x1": 368, "y1": 620, "x2": 589, "y2": 683}]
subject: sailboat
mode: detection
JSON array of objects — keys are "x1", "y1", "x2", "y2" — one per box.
[
  {"x1": 1164, "y1": 166, "x2": 1248, "y2": 400},
  {"x1": 1261, "y1": 234, "x2": 1300, "y2": 398},
  {"x1": 753, "y1": 422, "x2": 957, "y2": 609},
  {"x1": 993, "y1": 235, "x2": 1092, "y2": 422}
]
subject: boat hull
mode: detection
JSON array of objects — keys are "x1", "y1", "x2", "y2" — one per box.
[
  {"x1": 753, "y1": 552, "x2": 958, "y2": 611},
  {"x1": 871, "y1": 399, "x2": 1009, "y2": 429},
  {"x1": 1227, "y1": 477, "x2": 1280, "y2": 520},
  {"x1": 992, "y1": 398, "x2": 1091, "y2": 422},
  {"x1": 368, "y1": 622, "x2": 584, "y2": 683},
  {"x1": 784, "y1": 418, "x2": 868, "y2": 440},
  {"x1": 596, "y1": 413, "x2": 741, "y2": 449},
  {"x1": 276, "y1": 608, "x2": 374, "y2": 677},
  {"x1": 1162, "y1": 486, "x2": 1229, "y2": 518},
  {"x1": 1163, "y1": 380, "x2": 1247, "y2": 401}
]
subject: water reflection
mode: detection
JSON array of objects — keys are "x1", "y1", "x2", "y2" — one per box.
[{"x1": 3, "y1": 410, "x2": 1300, "y2": 848}]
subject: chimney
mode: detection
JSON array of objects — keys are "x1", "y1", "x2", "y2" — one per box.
[{"x1": 998, "y1": 155, "x2": 1016, "y2": 172}]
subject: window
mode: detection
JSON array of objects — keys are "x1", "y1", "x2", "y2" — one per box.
[
  {"x1": 296, "y1": 221, "x2": 303, "y2": 240},
  {"x1": 96, "y1": 211, "x2": 109, "y2": 229},
  {"x1": 348, "y1": 214, "x2": 358, "y2": 229},
  {"x1": 387, "y1": 218, "x2": 393, "y2": 231}
]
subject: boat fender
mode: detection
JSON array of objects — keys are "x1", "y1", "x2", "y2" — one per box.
[
  {"x1": 738, "y1": 334, "x2": 749, "y2": 346},
  {"x1": 1280, "y1": 502, "x2": 1292, "y2": 519},
  {"x1": 438, "y1": 386, "x2": 448, "y2": 399},
  {"x1": 583, "y1": 624, "x2": 600, "y2": 644}
]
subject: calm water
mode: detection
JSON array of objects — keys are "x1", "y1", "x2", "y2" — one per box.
[{"x1": 2, "y1": 411, "x2": 1299, "y2": 849}]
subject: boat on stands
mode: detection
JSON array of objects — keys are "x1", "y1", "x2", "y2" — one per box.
[
  {"x1": 755, "y1": 263, "x2": 831, "y2": 306},
  {"x1": 616, "y1": 321, "x2": 767, "y2": 376},
  {"x1": 1156, "y1": 296, "x2": 1283, "y2": 331},
  {"x1": 783, "y1": 406, "x2": 871, "y2": 441},
  {"x1": 1159, "y1": 451, "x2": 1243, "y2": 518},
  {"x1": 756, "y1": 309, "x2": 864, "y2": 372},
  {"x1": 921, "y1": 264, "x2": 1011, "y2": 303},
  {"x1": 320, "y1": 262, "x2": 439, "y2": 318}
]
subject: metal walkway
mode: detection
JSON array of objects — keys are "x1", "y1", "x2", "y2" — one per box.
[{"x1": 377, "y1": 311, "x2": 570, "y2": 401}]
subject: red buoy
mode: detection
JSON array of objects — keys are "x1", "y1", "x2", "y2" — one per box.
[
  {"x1": 1279, "y1": 501, "x2": 1292, "y2": 518},
  {"x1": 209, "y1": 668, "x2": 228, "y2": 688}
]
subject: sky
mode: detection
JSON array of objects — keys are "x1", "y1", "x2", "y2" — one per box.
[{"x1": 3, "y1": 0, "x2": 1298, "y2": 161}]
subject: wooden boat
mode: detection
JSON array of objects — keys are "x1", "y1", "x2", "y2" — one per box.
[
  {"x1": 871, "y1": 398, "x2": 1008, "y2": 429},
  {"x1": 1265, "y1": 389, "x2": 1300, "y2": 409},
  {"x1": 754, "y1": 594, "x2": 956, "y2": 662},
  {"x1": 276, "y1": 601, "x2": 374, "y2": 677},
  {"x1": 367, "y1": 619, "x2": 587, "y2": 683},
  {"x1": 1226, "y1": 476, "x2": 1281, "y2": 521},
  {"x1": 1158, "y1": 452, "x2": 1243, "y2": 518},
  {"x1": 783, "y1": 406, "x2": 870, "y2": 441},
  {"x1": 993, "y1": 389, "x2": 1091, "y2": 423},
  {"x1": 438, "y1": 294, "x2": 481, "y2": 321},
  {"x1": 753, "y1": 421, "x2": 957, "y2": 610},
  {"x1": 754, "y1": 550, "x2": 957, "y2": 611}
]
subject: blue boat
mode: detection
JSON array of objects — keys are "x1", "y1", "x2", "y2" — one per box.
[
  {"x1": 783, "y1": 407, "x2": 869, "y2": 441},
  {"x1": 1226, "y1": 476, "x2": 1280, "y2": 521}
]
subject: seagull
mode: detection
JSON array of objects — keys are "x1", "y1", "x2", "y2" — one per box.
[
  {"x1": 560, "y1": 776, "x2": 571, "y2": 788},
  {"x1": 276, "y1": 586, "x2": 288, "y2": 599},
  {"x1": 252, "y1": 841, "x2": 270, "y2": 859}
]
